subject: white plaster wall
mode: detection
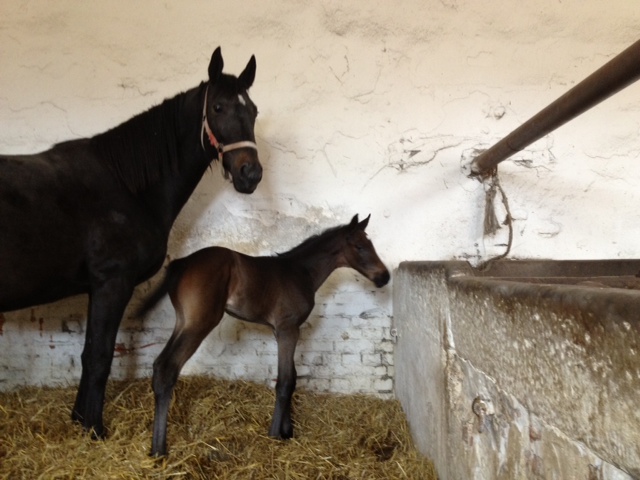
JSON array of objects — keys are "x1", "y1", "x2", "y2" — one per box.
[{"x1": 1, "y1": 1, "x2": 639, "y2": 394}]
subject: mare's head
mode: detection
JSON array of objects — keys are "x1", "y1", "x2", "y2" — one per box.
[
  {"x1": 204, "y1": 47, "x2": 262, "y2": 193},
  {"x1": 343, "y1": 214, "x2": 390, "y2": 288}
]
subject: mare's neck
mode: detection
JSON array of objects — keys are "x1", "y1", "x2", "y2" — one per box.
[{"x1": 140, "y1": 85, "x2": 211, "y2": 232}]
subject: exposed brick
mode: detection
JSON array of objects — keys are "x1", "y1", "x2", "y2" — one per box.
[
  {"x1": 374, "y1": 378, "x2": 393, "y2": 392},
  {"x1": 1, "y1": 292, "x2": 394, "y2": 396}
]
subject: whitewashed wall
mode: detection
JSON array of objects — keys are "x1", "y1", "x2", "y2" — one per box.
[{"x1": 1, "y1": 1, "x2": 639, "y2": 395}]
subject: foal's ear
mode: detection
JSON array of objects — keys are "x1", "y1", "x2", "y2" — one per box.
[
  {"x1": 238, "y1": 55, "x2": 256, "y2": 90},
  {"x1": 349, "y1": 214, "x2": 359, "y2": 227},
  {"x1": 208, "y1": 47, "x2": 224, "y2": 83},
  {"x1": 358, "y1": 214, "x2": 371, "y2": 230}
]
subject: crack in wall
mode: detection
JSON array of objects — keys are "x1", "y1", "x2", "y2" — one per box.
[{"x1": 389, "y1": 132, "x2": 463, "y2": 172}]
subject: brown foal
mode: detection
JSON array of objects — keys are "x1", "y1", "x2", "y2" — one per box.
[{"x1": 138, "y1": 214, "x2": 390, "y2": 456}]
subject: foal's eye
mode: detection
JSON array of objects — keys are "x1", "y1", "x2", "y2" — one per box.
[{"x1": 213, "y1": 104, "x2": 223, "y2": 113}]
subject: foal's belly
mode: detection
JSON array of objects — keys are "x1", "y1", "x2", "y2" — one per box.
[
  {"x1": 224, "y1": 304, "x2": 272, "y2": 328},
  {"x1": 224, "y1": 291, "x2": 312, "y2": 330}
]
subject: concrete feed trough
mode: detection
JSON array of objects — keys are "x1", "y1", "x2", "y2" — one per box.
[{"x1": 394, "y1": 259, "x2": 640, "y2": 480}]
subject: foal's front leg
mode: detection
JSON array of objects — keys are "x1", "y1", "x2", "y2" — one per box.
[{"x1": 269, "y1": 326, "x2": 300, "y2": 439}]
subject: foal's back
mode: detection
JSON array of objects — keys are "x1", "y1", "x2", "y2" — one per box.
[{"x1": 174, "y1": 247, "x2": 315, "y2": 330}]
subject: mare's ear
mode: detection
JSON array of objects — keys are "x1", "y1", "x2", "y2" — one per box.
[
  {"x1": 208, "y1": 47, "x2": 224, "y2": 83},
  {"x1": 358, "y1": 214, "x2": 371, "y2": 230},
  {"x1": 349, "y1": 214, "x2": 359, "y2": 227},
  {"x1": 238, "y1": 55, "x2": 256, "y2": 90}
]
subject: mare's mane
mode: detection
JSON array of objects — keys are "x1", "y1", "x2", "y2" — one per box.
[{"x1": 88, "y1": 83, "x2": 206, "y2": 193}]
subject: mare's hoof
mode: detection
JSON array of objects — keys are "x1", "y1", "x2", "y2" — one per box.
[
  {"x1": 268, "y1": 420, "x2": 294, "y2": 439},
  {"x1": 88, "y1": 427, "x2": 107, "y2": 440},
  {"x1": 72, "y1": 414, "x2": 107, "y2": 440}
]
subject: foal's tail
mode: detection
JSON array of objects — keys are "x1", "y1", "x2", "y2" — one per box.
[{"x1": 135, "y1": 260, "x2": 185, "y2": 318}]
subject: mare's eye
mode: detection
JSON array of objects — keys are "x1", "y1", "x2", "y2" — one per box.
[{"x1": 213, "y1": 104, "x2": 223, "y2": 113}]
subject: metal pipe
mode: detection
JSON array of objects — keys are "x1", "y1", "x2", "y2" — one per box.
[{"x1": 470, "y1": 38, "x2": 640, "y2": 177}]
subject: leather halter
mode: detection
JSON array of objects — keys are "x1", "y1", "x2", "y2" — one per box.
[{"x1": 200, "y1": 85, "x2": 258, "y2": 161}]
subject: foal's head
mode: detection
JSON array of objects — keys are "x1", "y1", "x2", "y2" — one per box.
[{"x1": 342, "y1": 214, "x2": 390, "y2": 288}]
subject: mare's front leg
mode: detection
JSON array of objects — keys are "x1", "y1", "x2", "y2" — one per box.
[
  {"x1": 72, "y1": 277, "x2": 134, "y2": 438},
  {"x1": 269, "y1": 326, "x2": 300, "y2": 439}
]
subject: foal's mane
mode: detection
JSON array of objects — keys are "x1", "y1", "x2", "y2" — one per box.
[
  {"x1": 88, "y1": 85, "x2": 204, "y2": 193},
  {"x1": 277, "y1": 223, "x2": 349, "y2": 259}
]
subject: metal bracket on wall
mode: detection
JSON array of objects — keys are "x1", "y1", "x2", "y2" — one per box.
[{"x1": 472, "y1": 396, "x2": 493, "y2": 433}]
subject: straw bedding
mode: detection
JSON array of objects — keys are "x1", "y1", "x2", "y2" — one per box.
[{"x1": 0, "y1": 376, "x2": 437, "y2": 479}]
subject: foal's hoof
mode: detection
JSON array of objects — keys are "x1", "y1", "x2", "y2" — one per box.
[
  {"x1": 281, "y1": 424, "x2": 294, "y2": 439},
  {"x1": 269, "y1": 429, "x2": 294, "y2": 440}
]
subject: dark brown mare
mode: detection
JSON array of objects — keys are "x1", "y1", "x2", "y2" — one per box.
[
  {"x1": 137, "y1": 214, "x2": 390, "y2": 456},
  {"x1": 0, "y1": 47, "x2": 262, "y2": 438}
]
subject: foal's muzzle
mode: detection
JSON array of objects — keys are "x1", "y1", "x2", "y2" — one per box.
[{"x1": 373, "y1": 269, "x2": 391, "y2": 288}]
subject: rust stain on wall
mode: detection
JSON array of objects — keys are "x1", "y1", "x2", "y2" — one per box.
[{"x1": 114, "y1": 343, "x2": 131, "y2": 357}]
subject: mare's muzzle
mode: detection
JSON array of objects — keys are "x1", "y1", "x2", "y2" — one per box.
[
  {"x1": 222, "y1": 145, "x2": 262, "y2": 194},
  {"x1": 235, "y1": 159, "x2": 263, "y2": 193}
]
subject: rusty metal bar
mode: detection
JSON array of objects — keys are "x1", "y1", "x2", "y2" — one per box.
[{"x1": 470, "y1": 38, "x2": 640, "y2": 177}]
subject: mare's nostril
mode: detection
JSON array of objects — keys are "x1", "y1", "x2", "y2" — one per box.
[
  {"x1": 242, "y1": 163, "x2": 262, "y2": 182},
  {"x1": 253, "y1": 165, "x2": 263, "y2": 182}
]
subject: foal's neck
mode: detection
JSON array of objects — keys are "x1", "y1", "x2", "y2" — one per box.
[{"x1": 292, "y1": 240, "x2": 346, "y2": 292}]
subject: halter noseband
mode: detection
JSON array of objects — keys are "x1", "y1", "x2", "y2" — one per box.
[{"x1": 200, "y1": 85, "x2": 258, "y2": 160}]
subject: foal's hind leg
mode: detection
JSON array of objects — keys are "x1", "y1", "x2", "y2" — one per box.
[
  {"x1": 151, "y1": 298, "x2": 226, "y2": 456},
  {"x1": 269, "y1": 326, "x2": 300, "y2": 439}
]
